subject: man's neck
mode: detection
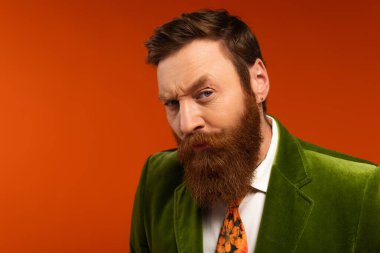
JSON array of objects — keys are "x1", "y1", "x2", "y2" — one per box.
[{"x1": 258, "y1": 114, "x2": 273, "y2": 164}]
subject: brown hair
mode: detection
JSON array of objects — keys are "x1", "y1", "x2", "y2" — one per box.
[{"x1": 145, "y1": 9, "x2": 267, "y2": 111}]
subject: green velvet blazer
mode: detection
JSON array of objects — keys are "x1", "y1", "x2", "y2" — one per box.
[{"x1": 130, "y1": 120, "x2": 380, "y2": 253}]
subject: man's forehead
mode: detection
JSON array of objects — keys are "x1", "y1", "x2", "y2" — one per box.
[
  {"x1": 157, "y1": 40, "x2": 234, "y2": 98},
  {"x1": 157, "y1": 40, "x2": 231, "y2": 76}
]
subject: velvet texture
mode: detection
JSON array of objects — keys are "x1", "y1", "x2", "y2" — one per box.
[{"x1": 130, "y1": 119, "x2": 380, "y2": 253}]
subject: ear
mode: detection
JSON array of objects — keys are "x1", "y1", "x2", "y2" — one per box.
[{"x1": 249, "y1": 59, "x2": 270, "y2": 104}]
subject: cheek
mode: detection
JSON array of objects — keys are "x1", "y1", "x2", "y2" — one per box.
[
  {"x1": 204, "y1": 97, "x2": 245, "y2": 129},
  {"x1": 206, "y1": 111, "x2": 240, "y2": 130}
]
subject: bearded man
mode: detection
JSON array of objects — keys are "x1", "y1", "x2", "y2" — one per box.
[{"x1": 130, "y1": 10, "x2": 380, "y2": 253}]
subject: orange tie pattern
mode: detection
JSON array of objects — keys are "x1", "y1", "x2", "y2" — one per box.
[{"x1": 215, "y1": 200, "x2": 248, "y2": 253}]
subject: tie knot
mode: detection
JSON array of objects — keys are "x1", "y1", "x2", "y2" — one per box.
[{"x1": 228, "y1": 198, "x2": 242, "y2": 208}]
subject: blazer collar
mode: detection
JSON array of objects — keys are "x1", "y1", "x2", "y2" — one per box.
[{"x1": 254, "y1": 118, "x2": 314, "y2": 253}]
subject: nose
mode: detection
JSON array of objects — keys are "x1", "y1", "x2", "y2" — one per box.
[{"x1": 179, "y1": 101, "x2": 205, "y2": 137}]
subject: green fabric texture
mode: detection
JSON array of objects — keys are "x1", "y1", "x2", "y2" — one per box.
[{"x1": 130, "y1": 119, "x2": 379, "y2": 253}]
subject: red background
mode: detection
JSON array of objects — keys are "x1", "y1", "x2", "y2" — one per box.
[{"x1": 0, "y1": 1, "x2": 379, "y2": 252}]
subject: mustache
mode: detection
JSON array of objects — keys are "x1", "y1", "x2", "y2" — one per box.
[
  {"x1": 179, "y1": 131, "x2": 229, "y2": 150},
  {"x1": 178, "y1": 132, "x2": 229, "y2": 157}
]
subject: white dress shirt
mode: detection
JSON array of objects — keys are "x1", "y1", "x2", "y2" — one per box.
[{"x1": 202, "y1": 117, "x2": 279, "y2": 253}]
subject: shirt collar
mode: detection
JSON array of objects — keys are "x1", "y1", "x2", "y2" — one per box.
[{"x1": 251, "y1": 115, "x2": 279, "y2": 193}]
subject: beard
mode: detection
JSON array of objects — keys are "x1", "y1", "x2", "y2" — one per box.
[{"x1": 176, "y1": 93, "x2": 263, "y2": 209}]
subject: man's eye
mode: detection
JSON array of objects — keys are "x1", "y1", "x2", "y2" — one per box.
[
  {"x1": 164, "y1": 100, "x2": 179, "y2": 108},
  {"x1": 197, "y1": 90, "x2": 214, "y2": 99}
]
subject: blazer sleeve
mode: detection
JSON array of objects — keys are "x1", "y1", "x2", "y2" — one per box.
[
  {"x1": 130, "y1": 157, "x2": 151, "y2": 253},
  {"x1": 355, "y1": 166, "x2": 380, "y2": 253}
]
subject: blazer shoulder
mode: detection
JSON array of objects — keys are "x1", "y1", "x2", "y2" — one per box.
[
  {"x1": 298, "y1": 138, "x2": 377, "y2": 168},
  {"x1": 142, "y1": 148, "x2": 184, "y2": 196},
  {"x1": 146, "y1": 148, "x2": 181, "y2": 175},
  {"x1": 297, "y1": 139, "x2": 378, "y2": 187}
]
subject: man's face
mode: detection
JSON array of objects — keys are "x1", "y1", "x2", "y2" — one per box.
[
  {"x1": 157, "y1": 40, "x2": 263, "y2": 208},
  {"x1": 157, "y1": 40, "x2": 248, "y2": 139}
]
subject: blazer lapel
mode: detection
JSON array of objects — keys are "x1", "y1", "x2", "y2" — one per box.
[
  {"x1": 173, "y1": 183, "x2": 203, "y2": 253},
  {"x1": 254, "y1": 120, "x2": 314, "y2": 253}
]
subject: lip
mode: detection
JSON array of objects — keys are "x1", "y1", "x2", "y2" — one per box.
[{"x1": 192, "y1": 143, "x2": 210, "y2": 151}]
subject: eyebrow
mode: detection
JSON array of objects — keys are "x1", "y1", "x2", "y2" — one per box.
[{"x1": 158, "y1": 75, "x2": 210, "y2": 101}]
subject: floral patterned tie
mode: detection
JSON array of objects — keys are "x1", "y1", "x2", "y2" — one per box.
[{"x1": 215, "y1": 199, "x2": 248, "y2": 253}]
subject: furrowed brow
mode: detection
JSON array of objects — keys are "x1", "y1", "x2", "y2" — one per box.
[
  {"x1": 158, "y1": 75, "x2": 210, "y2": 101},
  {"x1": 186, "y1": 75, "x2": 210, "y2": 95}
]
